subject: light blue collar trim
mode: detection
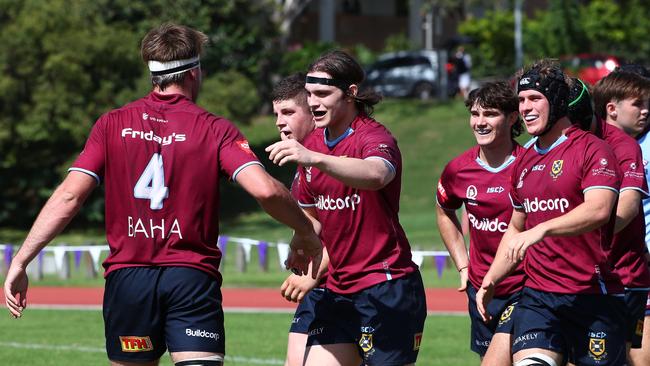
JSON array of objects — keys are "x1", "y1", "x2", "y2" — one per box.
[
  {"x1": 475, "y1": 154, "x2": 516, "y2": 173},
  {"x1": 533, "y1": 135, "x2": 568, "y2": 155},
  {"x1": 325, "y1": 127, "x2": 354, "y2": 148}
]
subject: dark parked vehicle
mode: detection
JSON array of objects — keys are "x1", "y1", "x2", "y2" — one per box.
[{"x1": 364, "y1": 51, "x2": 454, "y2": 100}]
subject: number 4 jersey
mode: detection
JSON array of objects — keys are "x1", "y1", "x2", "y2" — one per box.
[{"x1": 70, "y1": 92, "x2": 262, "y2": 282}]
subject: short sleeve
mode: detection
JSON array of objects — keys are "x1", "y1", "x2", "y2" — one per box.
[
  {"x1": 216, "y1": 119, "x2": 263, "y2": 181},
  {"x1": 436, "y1": 163, "x2": 463, "y2": 210},
  {"x1": 581, "y1": 140, "x2": 621, "y2": 193},
  {"x1": 361, "y1": 130, "x2": 399, "y2": 175},
  {"x1": 510, "y1": 164, "x2": 524, "y2": 209},
  {"x1": 293, "y1": 166, "x2": 316, "y2": 207},
  {"x1": 617, "y1": 143, "x2": 649, "y2": 196},
  {"x1": 69, "y1": 116, "x2": 107, "y2": 184}
]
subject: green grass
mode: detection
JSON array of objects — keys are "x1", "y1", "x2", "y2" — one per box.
[{"x1": 0, "y1": 309, "x2": 477, "y2": 366}]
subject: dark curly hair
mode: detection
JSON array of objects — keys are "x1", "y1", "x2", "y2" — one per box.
[{"x1": 465, "y1": 81, "x2": 523, "y2": 137}]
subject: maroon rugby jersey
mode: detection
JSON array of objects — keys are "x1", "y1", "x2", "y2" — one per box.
[
  {"x1": 70, "y1": 92, "x2": 261, "y2": 282},
  {"x1": 510, "y1": 125, "x2": 624, "y2": 294},
  {"x1": 600, "y1": 120, "x2": 650, "y2": 289},
  {"x1": 437, "y1": 144, "x2": 526, "y2": 297},
  {"x1": 293, "y1": 114, "x2": 417, "y2": 294}
]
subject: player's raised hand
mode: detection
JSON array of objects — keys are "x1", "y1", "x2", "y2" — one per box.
[
  {"x1": 506, "y1": 226, "x2": 545, "y2": 262},
  {"x1": 4, "y1": 264, "x2": 29, "y2": 319},
  {"x1": 287, "y1": 230, "x2": 322, "y2": 277},
  {"x1": 265, "y1": 139, "x2": 319, "y2": 167},
  {"x1": 280, "y1": 272, "x2": 319, "y2": 303},
  {"x1": 476, "y1": 279, "x2": 495, "y2": 323}
]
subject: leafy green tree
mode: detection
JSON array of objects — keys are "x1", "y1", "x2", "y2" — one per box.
[{"x1": 458, "y1": 10, "x2": 515, "y2": 77}]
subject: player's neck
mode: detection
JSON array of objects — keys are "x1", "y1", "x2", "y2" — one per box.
[
  {"x1": 327, "y1": 107, "x2": 358, "y2": 140},
  {"x1": 479, "y1": 139, "x2": 514, "y2": 168},
  {"x1": 537, "y1": 117, "x2": 571, "y2": 150},
  {"x1": 153, "y1": 85, "x2": 193, "y2": 100}
]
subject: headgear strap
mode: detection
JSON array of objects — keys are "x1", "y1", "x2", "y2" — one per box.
[
  {"x1": 517, "y1": 67, "x2": 569, "y2": 136},
  {"x1": 148, "y1": 56, "x2": 200, "y2": 76},
  {"x1": 567, "y1": 78, "x2": 594, "y2": 132},
  {"x1": 306, "y1": 76, "x2": 351, "y2": 91}
]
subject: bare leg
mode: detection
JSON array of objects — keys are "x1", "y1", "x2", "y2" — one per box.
[
  {"x1": 481, "y1": 333, "x2": 512, "y2": 366},
  {"x1": 285, "y1": 332, "x2": 308, "y2": 366},
  {"x1": 303, "y1": 343, "x2": 362, "y2": 366}
]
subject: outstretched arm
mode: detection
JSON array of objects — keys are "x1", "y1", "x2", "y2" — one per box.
[
  {"x1": 266, "y1": 139, "x2": 395, "y2": 190},
  {"x1": 4, "y1": 171, "x2": 96, "y2": 318}
]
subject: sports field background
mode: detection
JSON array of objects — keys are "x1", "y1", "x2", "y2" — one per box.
[{"x1": 0, "y1": 99, "x2": 494, "y2": 365}]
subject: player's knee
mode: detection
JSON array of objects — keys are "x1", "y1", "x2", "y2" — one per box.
[
  {"x1": 513, "y1": 353, "x2": 558, "y2": 366},
  {"x1": 175, "y1": 355, "x2": 224, "y2": 366}
]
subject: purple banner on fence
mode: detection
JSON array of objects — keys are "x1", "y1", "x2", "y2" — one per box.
[
  {"x1": 218, "y1": 236, "x2": 229, "y2": 259},
  {"x1": 74, "y1": 250, "x2": 83, "y2": 268},
  {"x1": 258, "y1": 241, "x2": 268, "y2": 267},
  {"x1": 434, "y1": 255, "x2": 446, "y2": 279},
  {"x1": 4, "y1": 245, "x2": 13, "y2": 267}
]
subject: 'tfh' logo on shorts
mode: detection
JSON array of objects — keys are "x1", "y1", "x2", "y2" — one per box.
[
  {"x1": 186, "y1": 328, "x2": 220, "y2": 342},
  {"x1": 119, "y1": 336, "x2": 153, "y2": 352}
]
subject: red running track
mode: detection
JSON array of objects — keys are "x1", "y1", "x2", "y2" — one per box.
[{"x1": 3, "y1": 287, "x2": 467, "y2": 313}]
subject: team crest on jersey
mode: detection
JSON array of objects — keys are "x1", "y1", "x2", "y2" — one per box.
[
  {"x1": 413, "y1": 333, "x2": 423, "y2": 351},
  {"x1": 631, "y1": 162, "x2": 637, "y2": 170},
  {"x1": 466, "y1": 185, "x2": 478, "y2": 205},
  {"x1": 498, "y1": 303, "x2": 515, "y2": 326},
  {"x1": 517, "y1": 168, "x2": 528, "y2": 188},
  {"x1": 550, "y1": 160, "x2": 563, "y2": 179},
  {"x1": 359, "y1": 333, "x2": 373, "y2": 353},
  {"x1": 305, "y1": 167, "x2": 312, "y2": 182}
]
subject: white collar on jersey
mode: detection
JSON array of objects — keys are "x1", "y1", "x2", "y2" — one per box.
[
  {"x1": 533, "y1": 134, "x2": 568, "y2": 155},
  {"x1": 475, "y1": 154, "x2": 516, "y2": 173}
]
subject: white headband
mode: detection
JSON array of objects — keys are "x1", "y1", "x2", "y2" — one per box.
[{"x1": 148, "y1": 56, "x2": 200, "y2": 76}]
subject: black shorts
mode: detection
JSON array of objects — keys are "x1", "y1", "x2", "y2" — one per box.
[
  {"x1": 289, "y1": 287, "x2": 326, "y2": 334},
  {"x1": 513, "y1": 287, "x2": 626, "y2": 365},
  {"x1": 306, "y1": 271, "x2": 427, "y2": 366},
  {"x1": 466, "y1": 283, "x2": 520, "y2": 356},
  {"x1": 104, "y1": 266, "x2": 225, "y2": 363},
  {"x1": 623, "y1": 289, "x2": 648, "y2": 348}
]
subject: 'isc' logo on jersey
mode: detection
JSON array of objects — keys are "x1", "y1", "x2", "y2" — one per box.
[{"x1": 120, "y1": 336, "x2": 153, "y2": 352}]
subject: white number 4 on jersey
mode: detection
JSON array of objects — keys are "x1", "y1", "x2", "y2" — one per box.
[{"x1": 134, "y1": 153, "x2": 169, "y2": 210}]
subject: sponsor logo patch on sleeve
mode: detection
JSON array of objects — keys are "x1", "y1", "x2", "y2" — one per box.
[{"x1": 236, "y1": 139, "x2": 255, "y2": 156}]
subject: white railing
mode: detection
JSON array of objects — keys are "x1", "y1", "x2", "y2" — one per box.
[{"x1": 0, "y1": 238, "x2": 451, "y2": 279}]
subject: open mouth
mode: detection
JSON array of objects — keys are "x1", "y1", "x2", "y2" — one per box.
[
  {"x1": 524, "y1": 114, "x2": 539, "y2": 122},
  {"x1": 312, "y1": 110, "x2": 326, "y2": 118},
  {"x1": 475, "y1": 129, "x2": 492, "y2": 136}
]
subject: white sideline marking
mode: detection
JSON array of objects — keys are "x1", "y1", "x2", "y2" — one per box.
[{"x1": 0, "y1": 341, "x2": 284, "y2": 365}]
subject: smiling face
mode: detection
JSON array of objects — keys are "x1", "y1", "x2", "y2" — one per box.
[
  {"x1": 470, "y1": 103, "x2": 515, "y2": 148},
  {"x1": 272, "y1": 98, "x2": 314, "y2": 142},
  {"x1": 519, "y1": 89, "x2": 551, "y2": 136},
  {"x1": 610, "y1": 97, "x2": 649, "y2": 136},
  {"x1": 305, "y1": 71, "x2": 357, "y2": 134}
]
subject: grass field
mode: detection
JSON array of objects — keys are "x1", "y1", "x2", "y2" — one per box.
[{"x1": 0, "y1": 309, "x2": 476, "y2": 366}]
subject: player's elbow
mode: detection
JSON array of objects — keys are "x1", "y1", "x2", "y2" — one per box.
[
  {"x1": 250, "y1": 177, "x2": 285, "y2": 202},
  {"x1": 591, "y1": 206, "x2": 613, "y2": 227}
]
